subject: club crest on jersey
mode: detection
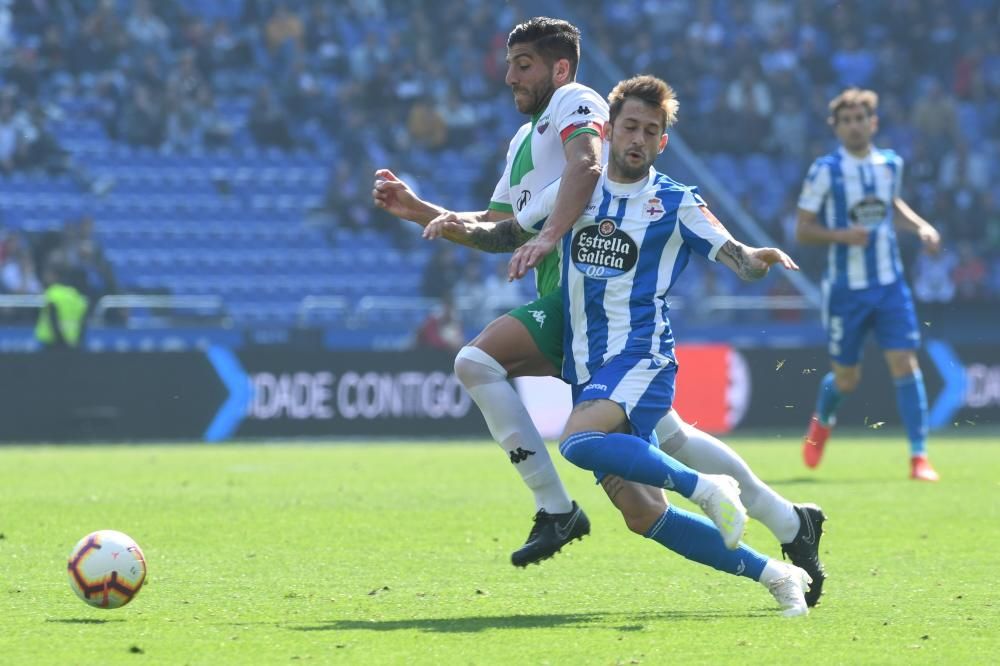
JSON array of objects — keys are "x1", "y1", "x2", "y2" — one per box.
[
  {"x1": 572, "y1": 221, "x2": 638, "y2": 279},
  {"x1": 643, "y1": 197, "x2": 665, "y2": 219},
  {"x1": 537, "y1": 115, "x2": 550, "y2": 134}
]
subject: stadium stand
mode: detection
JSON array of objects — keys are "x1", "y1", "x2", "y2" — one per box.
[{"x1": 0, "y1": 0, "x2": 996, "y2": 349}]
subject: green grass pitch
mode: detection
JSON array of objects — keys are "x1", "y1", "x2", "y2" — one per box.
[{"x1": 1, "y1": 432, "x2": 998, "y2": 665}]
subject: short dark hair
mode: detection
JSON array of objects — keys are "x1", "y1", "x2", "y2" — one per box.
[
  {"x1": 608, "y1": 75, "x2": 679, "y2": 130},
  {"x1": 507, "y1": 17, "x2": 581, "y2": 78}
]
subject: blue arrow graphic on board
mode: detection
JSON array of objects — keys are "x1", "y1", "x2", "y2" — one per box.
[
  {"x1": 204, "y1": 346, "x2": 252, "y2": 442},
  {"x1": 925, "y1": 339, "x2": 966, "y2": 430}
]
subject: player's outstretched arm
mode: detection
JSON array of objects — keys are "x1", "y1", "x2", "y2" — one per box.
[
  {"x1": 717, "y1": 240, "x2": 799, "y2": 281},
  {"x1": 893, "y1": 197, "x2": 941, "y2": 254},
  {"x1": 507, "y1": 133, "x2": 603, "y2": 280},
  {"x1": 372, "y1": 168, "x2": 506, "y2": 228},
  {"x1": 423, "y1": 216, "x2": 534, "y2": 253},
  {"x1": 795, "y1": 208, "x2": 869, "y2": 247}
]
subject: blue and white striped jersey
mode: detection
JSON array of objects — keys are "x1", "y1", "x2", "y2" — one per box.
[
  {"x1": 518, "y1": 167, "x2": 733, "y2": 385},
  {"x1": 798, "y1": 146, "x2": 905, "y2": 290}
]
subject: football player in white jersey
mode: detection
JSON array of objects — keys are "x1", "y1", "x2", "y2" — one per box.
[
  {"x1": 796, "y1": 88, "x2": 942, "y2": 481},
  {"x1": 376, "y1": 18, "x2": 602, "y2": 566},
  {"x1": 375, "y1": 19, "x2": 828, "y2": 607},
  {"x1": 424, "y1": 75, "x2": 814, "y2": 616}
]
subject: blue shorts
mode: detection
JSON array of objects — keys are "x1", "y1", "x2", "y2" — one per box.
[
  {"x1": 572, "y1": 351, "x2": 677, "y2": 442},
  {"x1": 822, "y1": 279, "x2": 920, "y2": 366}
]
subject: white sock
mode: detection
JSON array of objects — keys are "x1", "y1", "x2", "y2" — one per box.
[
  {"x1": 454, "y1": 346, "x2": 573, "y2": 514},
  {"x1": 758, "y1": 558, "x2": 788, "y2": 586},
  {"x1": 655, "y1": 412, "x2": 801, "y2": 544}
]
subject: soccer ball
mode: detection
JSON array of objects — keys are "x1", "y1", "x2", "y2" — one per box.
[{"x1": 66, "y1": 530, "x2": 147, "y2": 609}]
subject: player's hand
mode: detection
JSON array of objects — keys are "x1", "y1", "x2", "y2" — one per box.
[
  {"x1": 508, "y1": 233, "x2": 556, "y2": 280},
  {"x1": 919, "y1": 226, "x2": 941, "y2": 255},
  {"x1": 423, "y1": 211, "x2": 464, "y2": 240},
  {"x1": 372, "y1": 169, "x2": 424, "y2": 221},
  {"x1": 750, "y1": 247, "x2": 800, "y2": 272},
  {"x1": 839, "y1": 225, "x2": 869, "y2": 246}
]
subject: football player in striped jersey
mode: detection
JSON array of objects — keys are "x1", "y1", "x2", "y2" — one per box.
[{"x1": 796, "y1": 88, "x2": 942, "y2": 481}]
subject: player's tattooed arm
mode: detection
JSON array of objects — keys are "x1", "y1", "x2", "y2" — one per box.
[
  {"x1": 718, "y1": 240, "x2": 768, "y2": 280},
  {"x1": 717, "y1": 240, "x2": 799, "y2": 280},
  {"x1": 426, "y1": 216, "x2": 534, "y2": 253},
  {"x1": 465, "y1": 218, "x2": 535, "y2": 253}
]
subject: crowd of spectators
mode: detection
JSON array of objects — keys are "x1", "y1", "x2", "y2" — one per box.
[
  {"x1": 0, "y1": 0, "x2": 997, "y2": 338},
  {"x1": 573, "y1": 0, "x2": 1000, "y2": 307}
]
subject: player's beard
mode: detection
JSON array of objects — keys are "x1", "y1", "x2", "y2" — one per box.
[
  {"x1": 611, "y1": 149, "x2": 651, "y2": 182},
  {"x1": 514, "y1": 79, "x2": 556, "y2": 116}
]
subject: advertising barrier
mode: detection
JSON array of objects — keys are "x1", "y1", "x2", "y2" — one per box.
[{"x1": 1, "y1": 341, "x2": 995, "y2": 442}]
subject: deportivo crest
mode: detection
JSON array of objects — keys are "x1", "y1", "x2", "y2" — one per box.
[
  {"x1": 572, "y1": 220, "x2": 638, "y2": 279},
  {"x1": 643, "y1": 197, "x2": 665, "y2": 219}
]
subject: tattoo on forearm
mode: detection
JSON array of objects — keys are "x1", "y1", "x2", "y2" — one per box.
[
  {"x1": 465, "y1": 218, "x2": 533, "y2": 253},
  {"x1": 719, "y1": 240, "x2": 767, "y2": 280}
]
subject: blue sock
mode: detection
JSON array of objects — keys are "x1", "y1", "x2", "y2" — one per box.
[
  {"x1": 895, "y1": 371, "x2": 929, "y2": 456},
  {"x1": 559, "y1": 431, "x2": 699, "y2": 498},
  {"x1": 815, "y1": 372, "x2": 843, "y2": 426},
  {"x1": 645, "y1": 506, "x2": 768, "y2": 581}
]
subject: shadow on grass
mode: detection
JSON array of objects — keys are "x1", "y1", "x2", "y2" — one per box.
[
  {"x1": 767, "y1": 476, "x2": 903, "y2": 486},
  {"x1": 46, "y1": 618, "x2": 122, "y2": 624},
  {"x1": 290, "y1": 609, "x2": 766, "y2": 633}
]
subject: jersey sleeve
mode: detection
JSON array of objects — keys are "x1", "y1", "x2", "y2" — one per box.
[
  {"x1": 797, "y1": 159, "x2": 831, "y2": 213},
  {"x1": 488, "y1": 134, "x2": 520, "y2": 213},
  {"x1": 677, "y1": 188, "x2": 734, "y2": 262},
  {"x1": 514, "y1": 178, "x2": 561, "y2": 233},
  {"x1": 554, "y1": 85, "x2": 608, "y2": 145}
]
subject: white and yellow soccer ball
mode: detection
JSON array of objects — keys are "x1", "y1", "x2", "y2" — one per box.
[{"x1": 67, "y1": 530, "x2": 147, "y2": 609}]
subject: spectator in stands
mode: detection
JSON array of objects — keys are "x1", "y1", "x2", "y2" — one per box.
[
  {"x1": 952, "y1": 241, "x2": 988, "y2": 302},
  {"x1": 0, "y1": 92, "x2": 22, "y2": 174},
  {"x1": 0, "y1": 233, "x2": 42, "y2": 296},
  {"x1": 407, "y1": 95, "x2": 447, "y2": 150},
  {"x1": 438, "y1": 87, "x2": 477, "y2": 149},
  {"x1": 453, "y1": 260, "x2": 492, "y2": 330},
  {"x1": 249, "y1": 85, "x2": 294, "y2": 150},
  {"x1": 911, "y1": 78, "x2": 959, "y2": 155},
  {"x1": 126, "y1": 0, "x2": 170, "y2": 55},
  {"x1": 415, "y1": 293, "x2": 465, "y2": 353},
  {"x1": 768, "y1": 95, "x2": 808, "y2": 160},
  {"x1": 421, "y1": 244, "x2": 462, "y2": 300},
  {"x1": 913, "y1": 245, "x2": 958, "y2": 304},
  {"x1": 264, "y1": 1, "x2": 303, "y2": 74},
  {"x1": 60, "y1": 217, "x2": 121, "y2": 324},
  {"x1": 75, "y1": 0, "x2": 127, "y2": 73},
  {"x1": 35, "y1": 262, "x2": 88, "y2": 351},
  {"x1": 725, "y1": 64, "x2": 772, "y2": 154},
  {"x1": 118, "y1": 83, "x2": 165, "y2": 148},
  {"x1": 482, "y1": 260, "x2": 529, "y2": 320},
  {"x1": 938, "y1": 140, "x2": 992, "y2": 193}
]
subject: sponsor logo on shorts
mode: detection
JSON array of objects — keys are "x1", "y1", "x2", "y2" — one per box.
[
  {"x1": 584, "y1": 383, "x2": 608, "y2": 392},
  {"x1": 528, "y1": 309, "x2": 546, "y2": 328}
]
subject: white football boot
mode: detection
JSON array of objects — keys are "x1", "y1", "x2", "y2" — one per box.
[{"x1": 693, "y1": 474, "x2": 748, "y2": 549}]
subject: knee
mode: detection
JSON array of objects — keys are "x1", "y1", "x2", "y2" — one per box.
[
  {"x1": 454, "y1": 346, "x2": 506, "y2": 388},
  {"x1": 655, "y1": 410, "x2": 687, "y2": 455},
  {"x1": 621, "y1": 498, "x2": 668, "y2": 535},
  {"x1": 834, "y1": 370, "x2": 860, "y2": 393}
]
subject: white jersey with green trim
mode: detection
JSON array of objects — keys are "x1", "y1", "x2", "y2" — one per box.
[{"x1": 488, "y1": 82, "x2": 608, "y2": 297}]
